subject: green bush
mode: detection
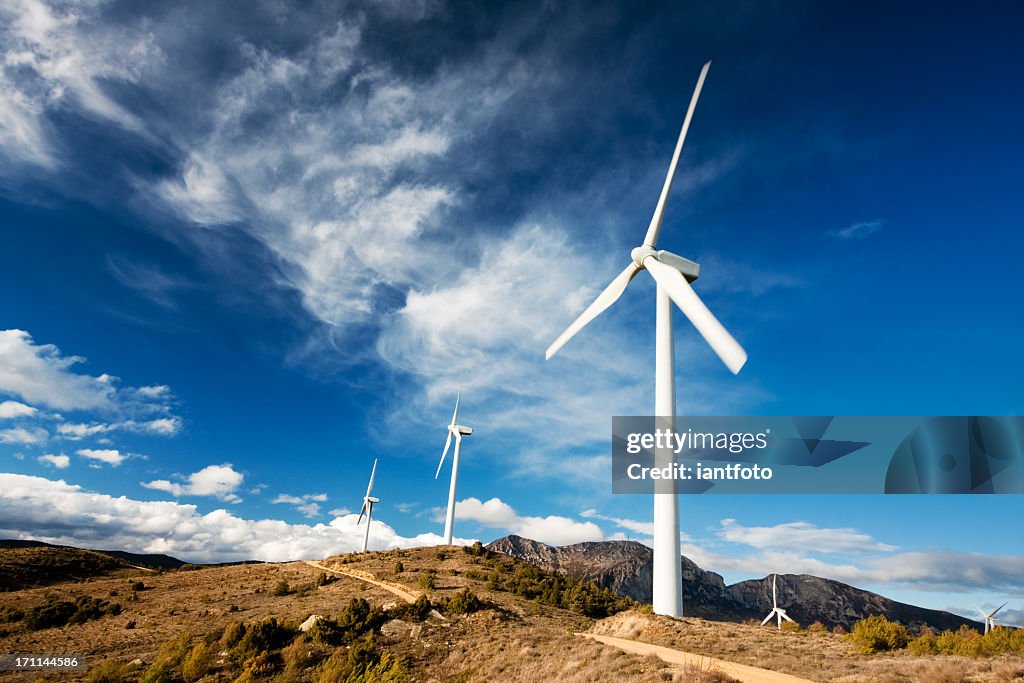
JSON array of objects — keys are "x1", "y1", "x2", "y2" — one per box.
[
  {"x1": 86, "y1": 659, "x2": 132, "y2": 683},
  {"x1": 908, "y1": 629, "x2": 939, "y2": 655},
  {"x1": 273, "y1": 580, "x2": 291, "y2": 596},
  {"x1": 181, "y1": 642, "x2": 212, "y2": 682},
  {"x1": 807, "y1": 621, "x2": 828, "y2": 636},
  {"x1": 847, "y1": 615, "x2": 909, "y2": 654},
  {"x1": 314, "y1": 634, "x2": 406, "y2": 683},
  {"x1": 418, "y1": 572, "x2": 436, "y2": 590},
  {"x1": 443, "y1": 589, "x2": 485, "y2": 616},
  {"x1": 394, "y1": 561, "x2": 404, "y2": 574}
]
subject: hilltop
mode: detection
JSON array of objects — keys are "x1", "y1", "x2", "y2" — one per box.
[
  {"x1": 1, "y1": 540, "x2": 1019, "y2": 682},
  {"x1": 487, "y1": 535, "x2": 979, "y2": 632}
]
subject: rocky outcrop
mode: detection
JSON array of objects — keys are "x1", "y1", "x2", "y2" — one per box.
[{"x1": 486, "y1": 535, "x2": 980, "y2": 632}]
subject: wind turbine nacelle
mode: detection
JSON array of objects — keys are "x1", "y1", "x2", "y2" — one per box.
[
  {"x1": 366, "y1": 496, "x2": 380, "y2": 504},
  {"x1": 455, "y1": 425, "x2": 473, "y2": 436}
]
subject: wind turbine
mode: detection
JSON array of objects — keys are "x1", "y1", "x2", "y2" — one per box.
[
  {"x1": 761, "y1": 574, "x2": 795, "y2": 629},
  {"x1": 975, "y1": 602, "x2": 1007, "y2": 634},
  {"x1": 545, "y1": 61, "x2": 747, "y2": 617},
  {"x1": 436, "y1": 389, "x2": 473, "y2": 545},
  {"x1": 356, "y1": 458, "x2": 379, "y2": 553}
]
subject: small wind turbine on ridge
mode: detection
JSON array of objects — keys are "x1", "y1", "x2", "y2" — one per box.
[
  {"x1": 436, "y1": 388, "x2": 473, "y2": 545},
  {"x1": 976, "y1": 602, "x2": 1007, "y2": 634},
  {"x1": 761, "y1": 574, "x2": 795, "y2": 630},
  {"x1": 356, "y1": 458, "x2": 379, "y2": 553}
]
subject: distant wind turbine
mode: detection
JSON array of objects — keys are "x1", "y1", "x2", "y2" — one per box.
[
  {"x1": 356, "y1": 458, "x2": 379, "y2": 553},
  {"x1": 436, "y1": 389, "x2": 473, "y2": 545},
  {"x1": 761, "y1": 574, "x2": 795, "y2": 630},
  {"x1": 545, "y1": 61, "x2": 747, "y2": 618},
  {"x1": 976, "y1": 602, "x2": 1007, "y2": 634}
]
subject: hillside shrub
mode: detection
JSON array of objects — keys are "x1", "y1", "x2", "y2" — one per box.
[
  {"x1": 780, "y1": 620, "x2": 802, "y2": 633},
  {"x1": 181, "y1": 642, "x2": 212, "y2": 682},
  {"x1": 418, "y1": 571, "x2": 436, "y2": 590},
  {"x1": 23, "y1": 595, "x2": 121, "y2": 630},
  {"x1": 847, "y1": 615, "x2": 909, "y2": 654},
  {"x1": 908, "y1": 629, "x2": 939, "y2": 655},
  {"x1": 443, "y1": 589, "x2": 485, "y2": 616},
  {"x1": 86, "y1": 659, "x2": 132, "y2": 683},
  {"x1": 807, "y1": 621, "x2": 828, "y2": 636},
  {"x1": 273, "y1": 580, "x2": 291, "y2": 596},
  {"x1": 394, "y1": 561, "x2": 404, "y2": 574},
  {"x1": 314, "y1": 634, "x2": 406, "y2": 683}
]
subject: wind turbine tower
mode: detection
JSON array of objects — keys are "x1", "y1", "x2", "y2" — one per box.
[
  {"x1": 761, "y1": 574, "x2": 795, "y2": 630},
  {"x1": 436, "y1": 390, "x2": 473, "y2": 545},
  {"x1": 356, "y1": 458, "x2": 379, "y2": 553},
  {"x1": 546, "y1": 61, "x2": 747, "y2": 617}
]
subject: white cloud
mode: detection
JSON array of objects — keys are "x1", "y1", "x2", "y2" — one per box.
[
  {"x1": 716, "y1": 518, "x2": 898, "y2": 554},
  {"x1": 0, "y1": 400, "x2": 37, "y2": 418},
  {"x1": 826, "y1": 219, "x2": 885, "y2": 240},
  {"x1": 580, "y1": 508, "x2": 655, "y2": 537},
  {"x1": 0, "y1": 330, "x2": 179, "y2": 425},
  {"x1": 142, "y1": 464, "x2": 243, "y2": 502},
  {"x1": 0, "y1": 0, "x2": 161, "y2": 169},
  {"x1": 0, "y1": 426, "x2": 48, "y2": 444},
  {"x1": 58, "y1": 422, "x2": 111, "y2": 439},
  {"x1": 0, "y1": 330, "x2": 114, "y2": 411},
  {"x1": 273, "y1": 491, "x2": 329, "y2": 518},
  {"x1": 454, "y1": 496, "x2": 603, "y2": 546},
  {"x1": 328, "y1": 507, "x2": 351, "y2": 517},
  {"x1": 37, "y1": 452, "x2": 69, "y2": 468},
  {"x1": 77, "y1": 448, "x2": 127, "y2": 466},
  {"x1": 0, "y1": 473, "x2": 471, "y2": 562}
]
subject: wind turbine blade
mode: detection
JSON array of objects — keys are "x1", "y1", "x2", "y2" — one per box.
[
  {"x1": 545, "y1": 263, "x2": 641, "y2": 360},
  {"x1": 991, "y1": 602, "x2": 1008, "y2": 617},
  {"x1": 435, "y1": 431, "x2": 453, "y2": 479},
  {"x1": 760, "y1": 612, "x2": 774, "y2": 626},
  {"x1": 450, "y1": 389, "x2": 461, "y2": 427},
  {"x1": 643, "y1": 256, "x2": 747, "y2": 373},
  {"x1": 643, "y1": 61, "x2": 711, "y2": 248},
  {"x1": 780, "y1": 610, "x2": 795, "y2": 623},
  {"x1": 975, "y1": 604, "x2": 989, "y2": 619},
  {"x1": 357, "y1": 501, "x2": 367, "y2": 525},
  {"x1": 366, "y1": 458, "x2": 377, "y2": 498}
]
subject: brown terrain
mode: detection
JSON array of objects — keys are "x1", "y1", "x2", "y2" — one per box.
[{"x1": 0, "y1": 542, "x2": 1021, "y2": 682}]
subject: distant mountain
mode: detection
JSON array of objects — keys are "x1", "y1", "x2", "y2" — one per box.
[
  {"x1": 487, "y1": 535, "x2": 980, "y2": 632},
  {"x1": 0, "y1": 539, "x2": 189, "y2": 590}
]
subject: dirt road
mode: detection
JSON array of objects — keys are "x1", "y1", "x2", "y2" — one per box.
[
  {"x1": 578, "y1": 632, "x2": 817, "y2": 683},
  {"x1": 303, "y1": 560, "x2": 421, "y2": 604}
]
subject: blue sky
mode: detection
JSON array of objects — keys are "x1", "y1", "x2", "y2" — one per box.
[{"x1": 0, "y1": 0, "x2": 1021, "y2": 621}]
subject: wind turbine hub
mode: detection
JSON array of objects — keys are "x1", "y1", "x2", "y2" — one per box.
[{"x1": 630, "y1": 245, "x2": 658, "y2": 269}]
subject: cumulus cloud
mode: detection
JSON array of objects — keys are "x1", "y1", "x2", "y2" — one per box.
[
  {"x1": 0, "y1": 426, "x2": 48, "y2": 444},
  {"x1": 272, "y1": 492, "x2": 328, "y2": 517},
  {"x1": 142, "y1": 464, "x2": 244, "y2": 502},
  {"x1": 0, "y1": 330, "x2": 180, "y2": 423},
  {"x1": 76, "y1": 448, "x2": 127, "y2": 466},
  {"x1": 37, "y1": 453, "x2": 69, "y2": 468},
  {"x1": 453, "y1": 496, "x2": 603, "y2": 545},
  {"x1": 0, "y1": 473, "x2": 470, "y2": 562},
  {"x1": 0, "y1": 400, "x2": 37, "y2": 418}
]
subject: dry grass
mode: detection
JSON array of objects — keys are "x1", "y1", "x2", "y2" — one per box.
[{"x1": 589, "y1": 610, "x2": 1024, "y2": 682}]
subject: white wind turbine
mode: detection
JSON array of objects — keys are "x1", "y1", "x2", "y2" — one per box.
[
  {"x1": 545, "y1": 61, "x2": 747, "y2": 617},
  {"x1": 436, "y1": 390, "x2": 473, "y2": 545},
  {"x1": 761, "y1": 574, "x2": 795, "y2": 629},
  {"x1": 356, "y1": 458, "x2": 380, "y2": 553},
  {"x1": 976, "y1": 602, "x2": 1007, "y2": 634}
]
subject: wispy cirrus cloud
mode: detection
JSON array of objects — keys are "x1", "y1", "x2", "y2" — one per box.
[{"x1": 826, "y1": 219, "x2": 885, "y2": 240}]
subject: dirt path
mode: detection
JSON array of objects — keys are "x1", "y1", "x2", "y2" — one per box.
[
  {"x1": 578, "y1": 633, "x2": 816, "y2": 683},
  {"x1": 303, "y1": 560, "x2": 421, "y2": 604}
]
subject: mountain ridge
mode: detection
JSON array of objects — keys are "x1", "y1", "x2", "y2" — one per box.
[{"x1": 487, "y1": 534, "x2": 979, "y2": 632}]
